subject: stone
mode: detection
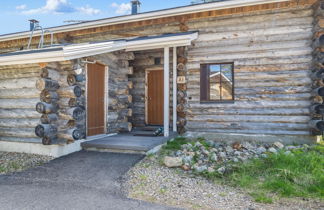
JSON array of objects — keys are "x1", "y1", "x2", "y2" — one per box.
[
  {"x1": 256, "y1": 147, "x2": 266, "y2": 154},
  {"x1": 233, "y1": 158, "x2": 239, "y2": 162},
  {"x1": 206, "y1": 140, "x2": 215, "y2": 147},
  {"x1": 234, "y1": 151, "x2": 242, "y2": 156},
  {"x1": 261, "y1": 154, "x2": 268, "y2": 158},
  {"x1": 273, "y1": 142, "x2": 284, "y2": 149},
  {"x1": 211, "y1": 142, "x2": 219, "y2": 147},
  {"x1": 219, "y1": 152, "x2": 227, "y2": 158},
  {"x1": 226, "y1": 146, "x2": 234, "y2": 153},
  {"x1": 286, "y1": 145, "x2": 297, "y2": 150},
  {"x1": 242, "y1": 142, "x2": 254, "y2": 150},
  {"x1": 217, "y1": 166, "x2": 226, "y2": 174},
  {"x1": 175, "y1": 150, "x2": 183, "y2": 156},
  {"x1": 210, "y1": 153, "x2": 218, "y2": 162},
  {"x1": 268, "y1": 147, "x2": 277, "y2": 153},
  {"x1": 263, "y1": 143, "x2": 271, "y2": 149},
  {"x1": 211, "y1": 148, "x2": 218, "y2": 153},
  {"x1": 182, "y1": 155, "x2": 193, "y2": 164},
  {"x1": 232, "y1": 142, "x2": 243, "y2": 150},
  {"x1": 195, "y1": 165, "x2": 207, "y2": 173},
  {"x1": 202, "y1": 149, "x2": 210, "y2": 155},
  {"x1": 207, "y1": 167, "x2": 215, "y2": 173},
  {"x1": 181, "y1": 165, "x2": 191, "y2": 171},
  {"x1": 194, "y1": 142, "x2": 202, "y2": 147},
  {"x1": 163, "y1": 156, "x2": 183, "y2": 168}
]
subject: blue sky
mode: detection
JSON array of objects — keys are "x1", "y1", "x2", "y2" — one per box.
[{"x1": 0, "y1": 0, "x2": 193, "y2": 35}]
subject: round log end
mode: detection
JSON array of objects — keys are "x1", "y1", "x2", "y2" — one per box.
[
  {"x1": 35, "y1": 124, "x2": 45, "y2": 137},
  {"x1": 36, "y1": 102, "x2": 46, "y2": 114},
  {"x1": 310, "y1": 120, "x2": 324, "y2": 131},
  {"x1": 177, "y1": 63, "x2": 185, "y2": 71},
  {"x1": 311, "y1": 103, "x2": 324, "y2": 114},
  {"x1": 72, "y1": 129, "x2": 85, "y2": 140},
  {"x1": 320, "y1": 34, "x2": 324, "y2": 47},
  {"x1": 72, "y1": 107, "x2": 85, "y2": 120},
  {"x1": 42, "y1": 136, "x2": 52, "y2": 145},
  {"x1": 67, "y1": 74, "x2": 77, "y2": 86},
  {"x1": 73, "y1": 86, "x2": 82, "y2": 97},
  {"x1": 36, "y1": 79, "x2": 46, "y2": 90},
  {"x1": 75, "y1": 74, "x2": 85, "y2": 82}
]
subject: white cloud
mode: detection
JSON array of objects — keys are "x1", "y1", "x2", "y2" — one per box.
[
  {"x1": 77, "y1": 5, "x2": 100, "y2": 15},
  {"x1": 20, "y1": 0, "x2": 100, "y2": 15},
  {"x1": 111, "y1": 2, "x2": 131, "y2": 15},
  {"x1": 16, "y1": 4, "x2": 27, "y2": 10}
]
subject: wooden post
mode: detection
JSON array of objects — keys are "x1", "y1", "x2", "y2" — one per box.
[
  {"x1": 173, "y1": 47, "x2": 177, "y2": 132},
  {"x1": 164, "y1": 47, "x2": 170, "y2": 137}
]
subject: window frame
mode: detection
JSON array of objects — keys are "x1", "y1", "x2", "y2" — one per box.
[{"x1": 200, "y1": 62, "x2": 235, "y2": 103}]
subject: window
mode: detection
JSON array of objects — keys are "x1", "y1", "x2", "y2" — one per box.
[{"x1": 200, "y1": 63, "x2": 234, "y2": 102}]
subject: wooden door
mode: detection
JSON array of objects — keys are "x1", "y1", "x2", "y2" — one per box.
[
  {"x1": 87, "y1": 63, "x2": 105, "y2": 136},
  {"x1": 147, "y1": 70, "x2": 164, "y2": 125}
]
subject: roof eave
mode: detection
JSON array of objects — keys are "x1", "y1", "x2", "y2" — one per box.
[{"x1": 0, "y1": 0, "x2": 289, "y2": 42}]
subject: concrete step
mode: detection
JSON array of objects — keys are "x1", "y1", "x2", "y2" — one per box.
[{"x1": 81, "y1": 132, "x2": 176, "y2": 154}]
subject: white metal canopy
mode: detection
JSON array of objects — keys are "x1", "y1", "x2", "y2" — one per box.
[{"x1": 0, "y1": 32, "x2": 198, "y2": 66}]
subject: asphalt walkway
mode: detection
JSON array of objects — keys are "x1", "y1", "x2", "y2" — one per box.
[{"x1": 0, "y1": 151, "x2": 178, "y2": 210}]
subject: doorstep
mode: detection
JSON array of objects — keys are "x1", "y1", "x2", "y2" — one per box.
[{"x1": 81, "y1": 131, "x2": 177, "y2": 154}]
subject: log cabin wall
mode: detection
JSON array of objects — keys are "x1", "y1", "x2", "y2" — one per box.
[
  {"x1": 309, "y1": 1, "x2": 324, "y2": 134},
  {"x1": 0, "y1": 1, "x2": 318, "y2": 143},
  {"x1": 129, "y1": 49, "x2": 175, "y2": 128},
  {"x1": 90, "y1": 52, "x2": 134, "y2": 133},
  {"x1": 35, "y1": 61, "x2": 87, "y2": 145},
  {"x1": 184, "y1": 6, "x2": 314, "y2": 138},
  {"x1": 0, "y1": 64, "x2": 42, "y2": 143}
]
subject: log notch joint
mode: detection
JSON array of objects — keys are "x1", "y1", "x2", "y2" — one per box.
[
  {"x1": 310, "y1": 1, "x2": 324, "y2": 134},
  {"x1": 177, "y1": 47, "x2": 188, "y2": 134}
]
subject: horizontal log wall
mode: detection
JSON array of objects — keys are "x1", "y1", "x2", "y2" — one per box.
[
  {"x1": 90, "y1": 52, "x2": 134, "y2": 133},
  {"x1": 0, "y1": 2, "x2": 317, "y2": 141},
  {"x1": 184, "y1": 7, "x2": 314, "y2": 135},
  {"x1": 129, "y1": 49, "x2": 175, "y2": 127},
  {"x1": 0, "y1": 64, "x2": 42, "y2": 143}
]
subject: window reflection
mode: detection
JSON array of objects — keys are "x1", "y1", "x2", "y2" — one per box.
[{"x1": 208, "y1": 64, "x2": 233, "y2": 101}]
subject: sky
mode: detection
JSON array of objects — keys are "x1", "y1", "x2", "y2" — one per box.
[{"x1": 0, "y1": 0, "x2": 193, "y2": 35}]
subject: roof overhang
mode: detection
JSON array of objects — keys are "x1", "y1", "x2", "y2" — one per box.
[
  {"x1": 0, "y1": 32, "x2": 198, "y2": 66},
  {"x1": 0, "y1": 0, "x2": 289, "y2": 42}
]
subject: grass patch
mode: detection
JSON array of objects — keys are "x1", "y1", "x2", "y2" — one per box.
[
  {"x1": 220, "y1": 145, "x2": 324, "y2": 200},
  {"x1": 250, "y1": 192, "x2": 273, "y2": 204},
  {"x1": 159, "y1": 137, "x2": 324, "y2": 202},
  {"x1": 163, "y1": 137, "x2": 187, "y2": 151}
]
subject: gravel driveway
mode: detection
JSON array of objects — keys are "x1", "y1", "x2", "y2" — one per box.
[{"x1": 0, "y1": 151, "x2": 177, "y2": 210}]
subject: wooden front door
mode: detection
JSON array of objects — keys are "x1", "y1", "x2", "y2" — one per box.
[
  {"x1": 87, "y1": 63, "x2": 106, "y2": 136},
  {"x1": 147, "y1": 70, "x2": 164, "y2": 125}
]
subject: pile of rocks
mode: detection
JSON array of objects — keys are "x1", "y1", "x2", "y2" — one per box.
[{"x1": 163, "y1": 140, "x2": 308, "y2": 174}]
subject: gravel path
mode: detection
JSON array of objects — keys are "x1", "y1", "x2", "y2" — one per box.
[
  {"x1": 0, "y1": 152, "x2": 54, "y2": 175},
  {"x1": 124, "y1": 156, "x2": 323, "y2": 210}
]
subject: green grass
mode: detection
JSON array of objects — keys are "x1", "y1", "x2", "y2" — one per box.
[
  {"x1": 218, "y1": 145, "x2": 324, "y2": 202},
  {"x1": 162, "y1": 137, "x2": 188, "y2": 151},
  {"x1": 160, "y1": 137, "x2": 324, "y2": 203}
]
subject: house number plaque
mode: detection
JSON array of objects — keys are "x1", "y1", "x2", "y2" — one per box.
[{"x1": 177, "y1": 76, "x2": 186, "y2": 84}]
